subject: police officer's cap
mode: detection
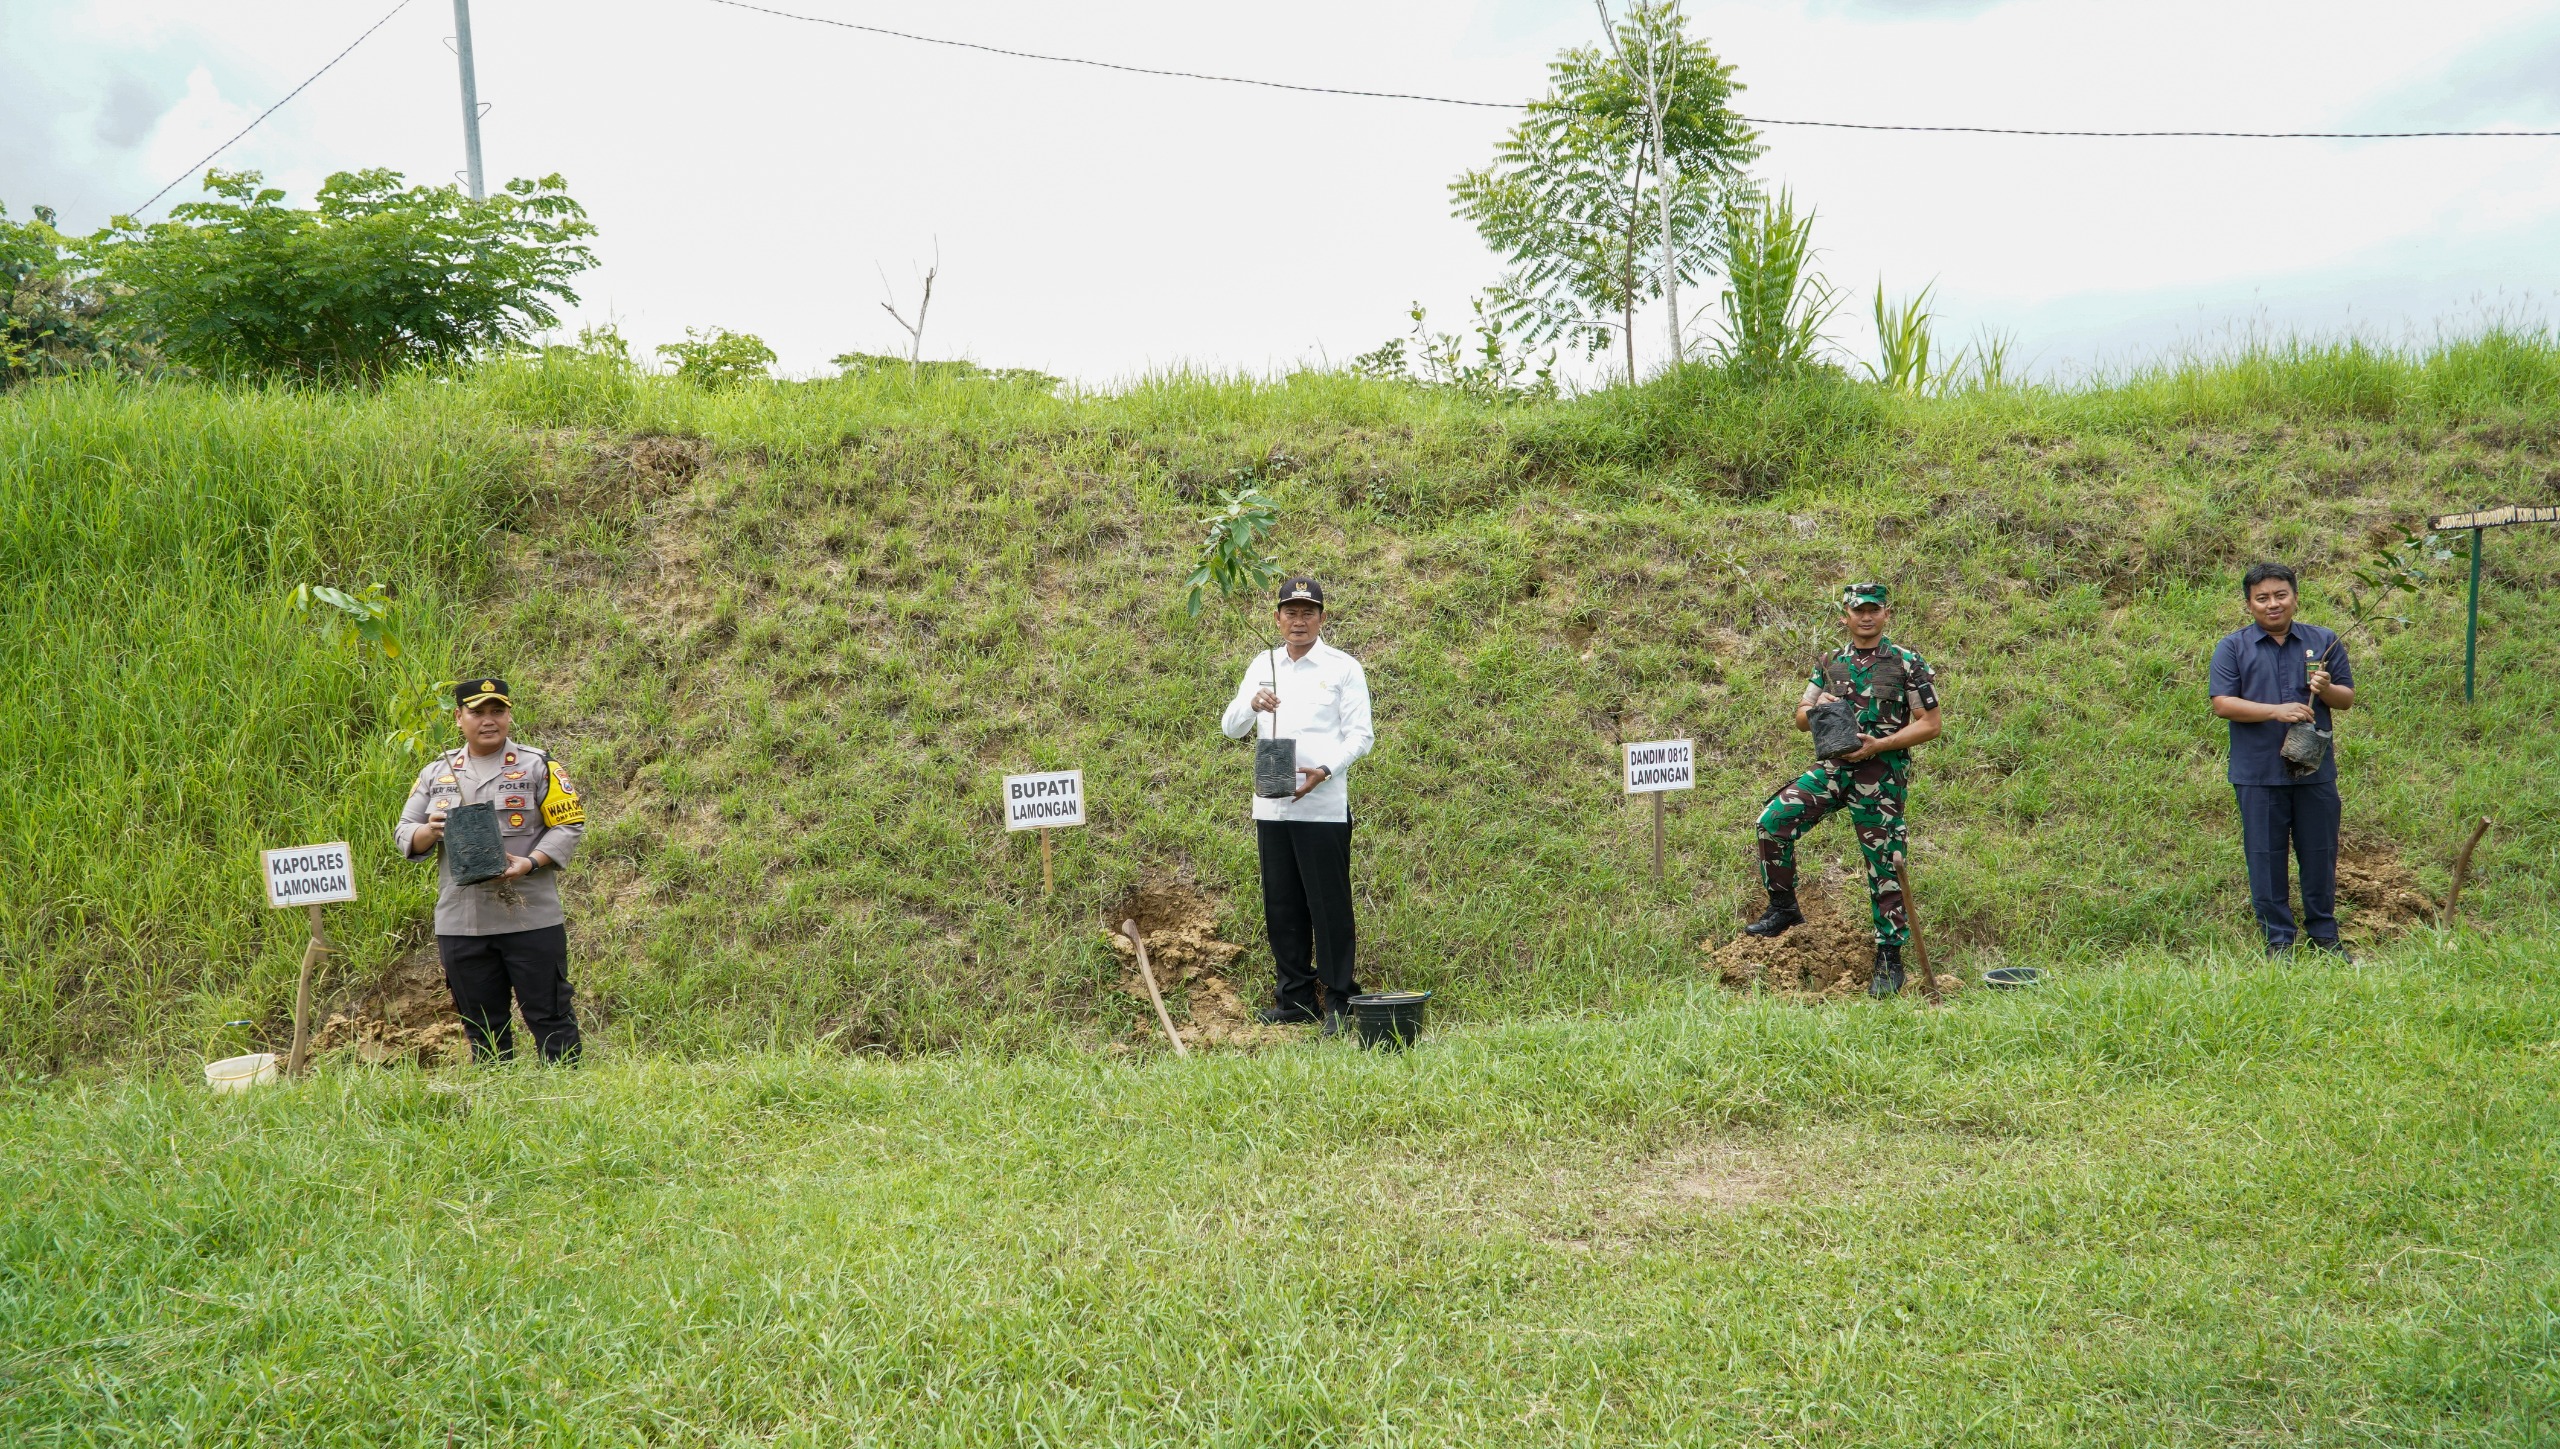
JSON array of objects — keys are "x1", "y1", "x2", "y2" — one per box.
[
  {"x1": 1275, "y1": 577, "x2": 1327, "y2": 608},
  {"x1": 456, "y1": 677, "x2": 513, "y2": 709},
  {"x1": 1840, "y1": 582, "x2": 1890, "y2": 609}
]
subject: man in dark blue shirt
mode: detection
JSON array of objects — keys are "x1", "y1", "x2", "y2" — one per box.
[{"x1": 2208, "y1": 562, "x2": 2358, "y2": 956}]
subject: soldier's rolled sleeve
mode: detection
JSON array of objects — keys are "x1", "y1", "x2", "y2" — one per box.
[{"x1": 395, "y1": 769, "x2": 436, "y2": 861}]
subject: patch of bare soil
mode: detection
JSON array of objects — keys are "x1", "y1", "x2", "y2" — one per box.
[
  {"x1": 1101, "y1": 875, "x2": 1291, "y2": 1050},
  {"x1": 1702, "y1": 871, "x2": 1963, "y2": 999},
  {"x1": 314, "y1": 948, "x2": 468, "y2": 1067},
  {"x1": 2337, "y1": 844, "x2": 2437, "y2": 943}
]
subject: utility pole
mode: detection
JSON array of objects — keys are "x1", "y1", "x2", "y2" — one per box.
[{"x1": 452, "y1": 0, "x2": 487, "y2": 200}]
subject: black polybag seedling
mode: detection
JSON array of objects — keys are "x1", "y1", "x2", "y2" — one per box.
[{"x1": 443, "y1": 801, "x2": 509, "y2": 885}]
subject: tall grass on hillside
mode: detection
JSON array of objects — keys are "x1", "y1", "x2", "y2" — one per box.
[
  {"x1": 0, "y1": 379, "x2": 524, "y2": 1065},
  {"x1": 5, "y1": 322, "x2": 2559, "y2": 1066}
]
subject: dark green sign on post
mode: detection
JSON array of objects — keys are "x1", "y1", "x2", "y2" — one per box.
[{"x1": 2429, "y1": 505, "x2": 2560, "y2": 700}]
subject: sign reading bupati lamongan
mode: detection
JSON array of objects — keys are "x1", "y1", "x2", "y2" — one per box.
[{"x1": 1002, "y1": 770, "x2": 1086, "y2": 831}]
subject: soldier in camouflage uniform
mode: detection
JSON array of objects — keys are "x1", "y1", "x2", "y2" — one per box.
[{"x1": 1741, "y1": 583, "x2": 1944, "y2": 996}]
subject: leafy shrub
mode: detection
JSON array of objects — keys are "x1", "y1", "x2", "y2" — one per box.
[
  {"x1": 1349, "y1": 301, "x2": 1556, "y2": 403},
  {"x1": 660, "y1": 328, "x2": 777, "y2": 389},
  {"x1": 830, "y1": 351, "x2": 1060, "y2": 392},
  {"x1": 90, "y1": 169, "x2": 594, "y2": 383},
  {"x1": 1, "y1": 203, "x2": 155, "y2": 386}
]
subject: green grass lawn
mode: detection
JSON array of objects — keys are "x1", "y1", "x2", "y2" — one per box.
[{"x1": 8, "y1": 928, "x2": 2556, "y2": 1446}]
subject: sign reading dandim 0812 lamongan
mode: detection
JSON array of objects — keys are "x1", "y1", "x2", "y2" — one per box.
[
  {"x1": 263, "y1": 841, "x2": 357, "y2": 907},
  {"x1": 1002, "y1": 770, "x2": 1086, "y2": 831},
  {"x1": 1623, "y1": 739, "x2": 1696, "y2": 795}
]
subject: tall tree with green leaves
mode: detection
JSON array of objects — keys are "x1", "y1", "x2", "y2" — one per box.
[
  {"x1": 91, "y1": 168, "x2": 595, "y2": 382},
  {"x1": 1451, "y1": 1, "x2": 1758, "y2": 385}
]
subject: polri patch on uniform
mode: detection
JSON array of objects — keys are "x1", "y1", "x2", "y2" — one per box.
[
  {"x1": 432, "y1": 795, "x2": 461, "y2": 812},
  {"x1": 504, "y1": 752, "x2": 518, "y2": 765},
  {"x1": 435, "y1": 774, "x2": 459, "y2": 786},
  {"x1": 507, "y1": 811, "x2": 526, "y2": 829},
  {"x1": 503, "y1": 769, "x2": 526, "y2": 781},
  {"x1": 502, "y1": 794, "x2": 527, "y2": 809}
]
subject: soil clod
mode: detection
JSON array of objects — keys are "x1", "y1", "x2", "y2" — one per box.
[{"x1": 1704, "y1": 873, "x2": 1961, "y2": 999}]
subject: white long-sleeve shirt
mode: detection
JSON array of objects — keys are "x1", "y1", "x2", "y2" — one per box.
[{"x1": 1219, "y1": 638, "x2": 1374, "y2": 823}]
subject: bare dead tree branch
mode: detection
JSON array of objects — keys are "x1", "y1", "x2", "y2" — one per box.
[{"x1": 877, "y1": 238, "x2": 940, "y2": 372}]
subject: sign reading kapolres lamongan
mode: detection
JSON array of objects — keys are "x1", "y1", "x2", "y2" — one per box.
[
  {"x1": 262, "y1": 841, "x2": 354, "y2": 1079},
  {"x1": 263, "y1": 841, "x2": 357, "y2": 907},
  {"x1": 1622, "y1": 740, "x2": 1695, "y2": 795},
  {"x1": 1003, "y1": 770, "x2": 1086, "y2": 831}
]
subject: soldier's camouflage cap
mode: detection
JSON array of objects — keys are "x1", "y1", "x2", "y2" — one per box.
[
  {"x1": 456, "y1": 676, "x2": 512, "y2": 709},
  {"x1": 1840, "y1": 582, "x2": 1891, "y2": 608}
]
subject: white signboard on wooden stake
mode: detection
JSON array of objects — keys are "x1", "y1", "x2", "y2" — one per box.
[
  {"x1": 1622, "y1": 740, "x2": 1695, "y2": 795},
  {"x1": 1002, "y1": 770, "x2": 1086, "y2": 831},
  {"x1": 263, "y1": 841, "x2": 357, "y2": 908}
]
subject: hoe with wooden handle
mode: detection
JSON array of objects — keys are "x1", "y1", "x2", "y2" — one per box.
[
  {"x1": 1902, "y1": 848, "x2": 1942, "y2": 1005},
  {"x1": 1121, "y1": 919, "x2": 1189, "y2": 1057}
]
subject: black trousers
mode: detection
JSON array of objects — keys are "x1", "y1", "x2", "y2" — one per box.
[
  {"x1": 2234, "y1": 781, "x2": 2341, "y2": 950},
  {"x1": 438, "y1": 924, "x2": 581, "y2": 1062},
  {"x1": 1257, "y1": 819, "x2": 1361, "y2": 1016}
]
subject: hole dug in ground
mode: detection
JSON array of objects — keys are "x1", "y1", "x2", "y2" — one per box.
[
  {"x1": 1101, "y1": 874, "x2": 1296, "y2": 1051},
  {"x1": 314, "y1": 948, "x2": 469, "y2": 1067}
]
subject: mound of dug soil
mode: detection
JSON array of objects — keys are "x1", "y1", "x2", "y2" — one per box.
[
  {"x1": 1702, "y1": 874, "x2": 1962, "y2": 999},
  {"x1": 314, "y1": 949, "x2": 469, "y2": 1067},
  {"x1": 1101, "y1": 876, "x2": 1293, "y2": 1050},
  {"x1": 2337, "y1": 845, "x2": 2437, "y2": 942}
]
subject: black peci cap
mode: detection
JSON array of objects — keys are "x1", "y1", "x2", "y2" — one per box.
[
  {"x1": 1275, "y1": 576, "x2": 1326, "y2": 608},
  {"x1": 456, "y1": 676, "x2": 512, "y2": 709}
]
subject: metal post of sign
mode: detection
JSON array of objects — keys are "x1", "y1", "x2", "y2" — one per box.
[
  {"x1": 2433, "y1": 506, "x2": 2559, "y2": 704},
  {"x1": 1040, "y1": 830, "x2": 1054, "y2": 897},
  {"x1": 2464, "y1": 526, "x2": 2483, "y2": 702},
  {"x1": 287, "y1": 904, "x2": 329, "y2": 1077}
]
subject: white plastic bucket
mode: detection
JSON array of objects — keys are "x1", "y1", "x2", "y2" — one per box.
[{"x1": 204, "y1": 1052, "x2": 279, "y2": 1093}]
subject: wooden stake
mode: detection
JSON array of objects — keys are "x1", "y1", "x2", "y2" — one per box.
[
  {"x1": 2443, "y1": 816, "x2": 2493, "y2": 931},
  {"x1": 1040, "y1": 828, "x2": 1054, "y2": 897},
  {"x1": 287, "y1": 903, "x2": 328, "y2": 1077},
  {"x1": 1122, "y1": 918, "x2": 1188, "y2": 1057},
  {"x1": 1652, "y1": 791, "x2": 1665, "y2": 882}
]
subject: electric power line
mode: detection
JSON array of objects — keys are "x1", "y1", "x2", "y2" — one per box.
[
  {"x1": 128, "y1": 0, "x2": 419, "y2": 220},
  {"x1": 703, "y1": 0, "x2": 1521, "y2": 108},
  {"x1": 707, "y1": 0, "x2": 2560, "y2": 140}
]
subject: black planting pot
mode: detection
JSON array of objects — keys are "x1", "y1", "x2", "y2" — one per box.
[
  {"x1": 1982, "y1": 966, "x2": 2045, "y2": 990},
  {"x1": 1348, "y1": 991, "x2": 1430, "y2": 1050}
]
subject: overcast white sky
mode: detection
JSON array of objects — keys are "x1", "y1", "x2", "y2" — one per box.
[{"x1": 8, "y1": 0, "x2": 2558, "y2": 385}]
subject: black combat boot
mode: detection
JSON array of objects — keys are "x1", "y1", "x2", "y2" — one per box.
[
  {"x1": 1869, "y1": 942, "x2": 1906, "y2": 999},
  {"x1": 1742, "y1": 891, "x2": 1804, "y2": 938}
]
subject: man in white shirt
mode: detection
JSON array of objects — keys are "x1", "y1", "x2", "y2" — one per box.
[{"x1": 1220, "y1": 577, "x2": 1375, "y2": 1032}]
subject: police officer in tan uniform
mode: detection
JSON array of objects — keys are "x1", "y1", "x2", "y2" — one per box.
[{"x1": 395, "y1": 677, "x2": 588, "y2": 1061}]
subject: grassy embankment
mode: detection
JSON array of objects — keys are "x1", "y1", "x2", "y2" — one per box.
[
  {"x1": 4, "y1": 933, "x2": 2555, "y2": 1443},
  {"x1": 6, "y1": 332, "x2": 2556, "y2": 1064},
  {"x1": 5, "y1": 334, "x2": 2559, "y2": 1443}
]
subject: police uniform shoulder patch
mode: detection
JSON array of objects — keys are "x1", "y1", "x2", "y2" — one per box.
[{"x1": 541, "y1": 756, "x2": 585, "y2": 828}]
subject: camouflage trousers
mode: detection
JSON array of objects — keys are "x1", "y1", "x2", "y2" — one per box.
[{"x1": 1755, "y1": 757, "x2": 1911, "y2": 946}]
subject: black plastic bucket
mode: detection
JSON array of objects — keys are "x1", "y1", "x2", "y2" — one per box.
[
  {"x1": 1348, "y1": 991, "x2": 1430, "y2": 1050},
  {"x1": 1982, "y1": 966, "x2": 2045, "y2": 990}
]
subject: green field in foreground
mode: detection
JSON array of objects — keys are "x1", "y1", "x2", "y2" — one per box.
[{"x1": 7, "y1": 930, "x2": 2555, "y2": 1446}]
